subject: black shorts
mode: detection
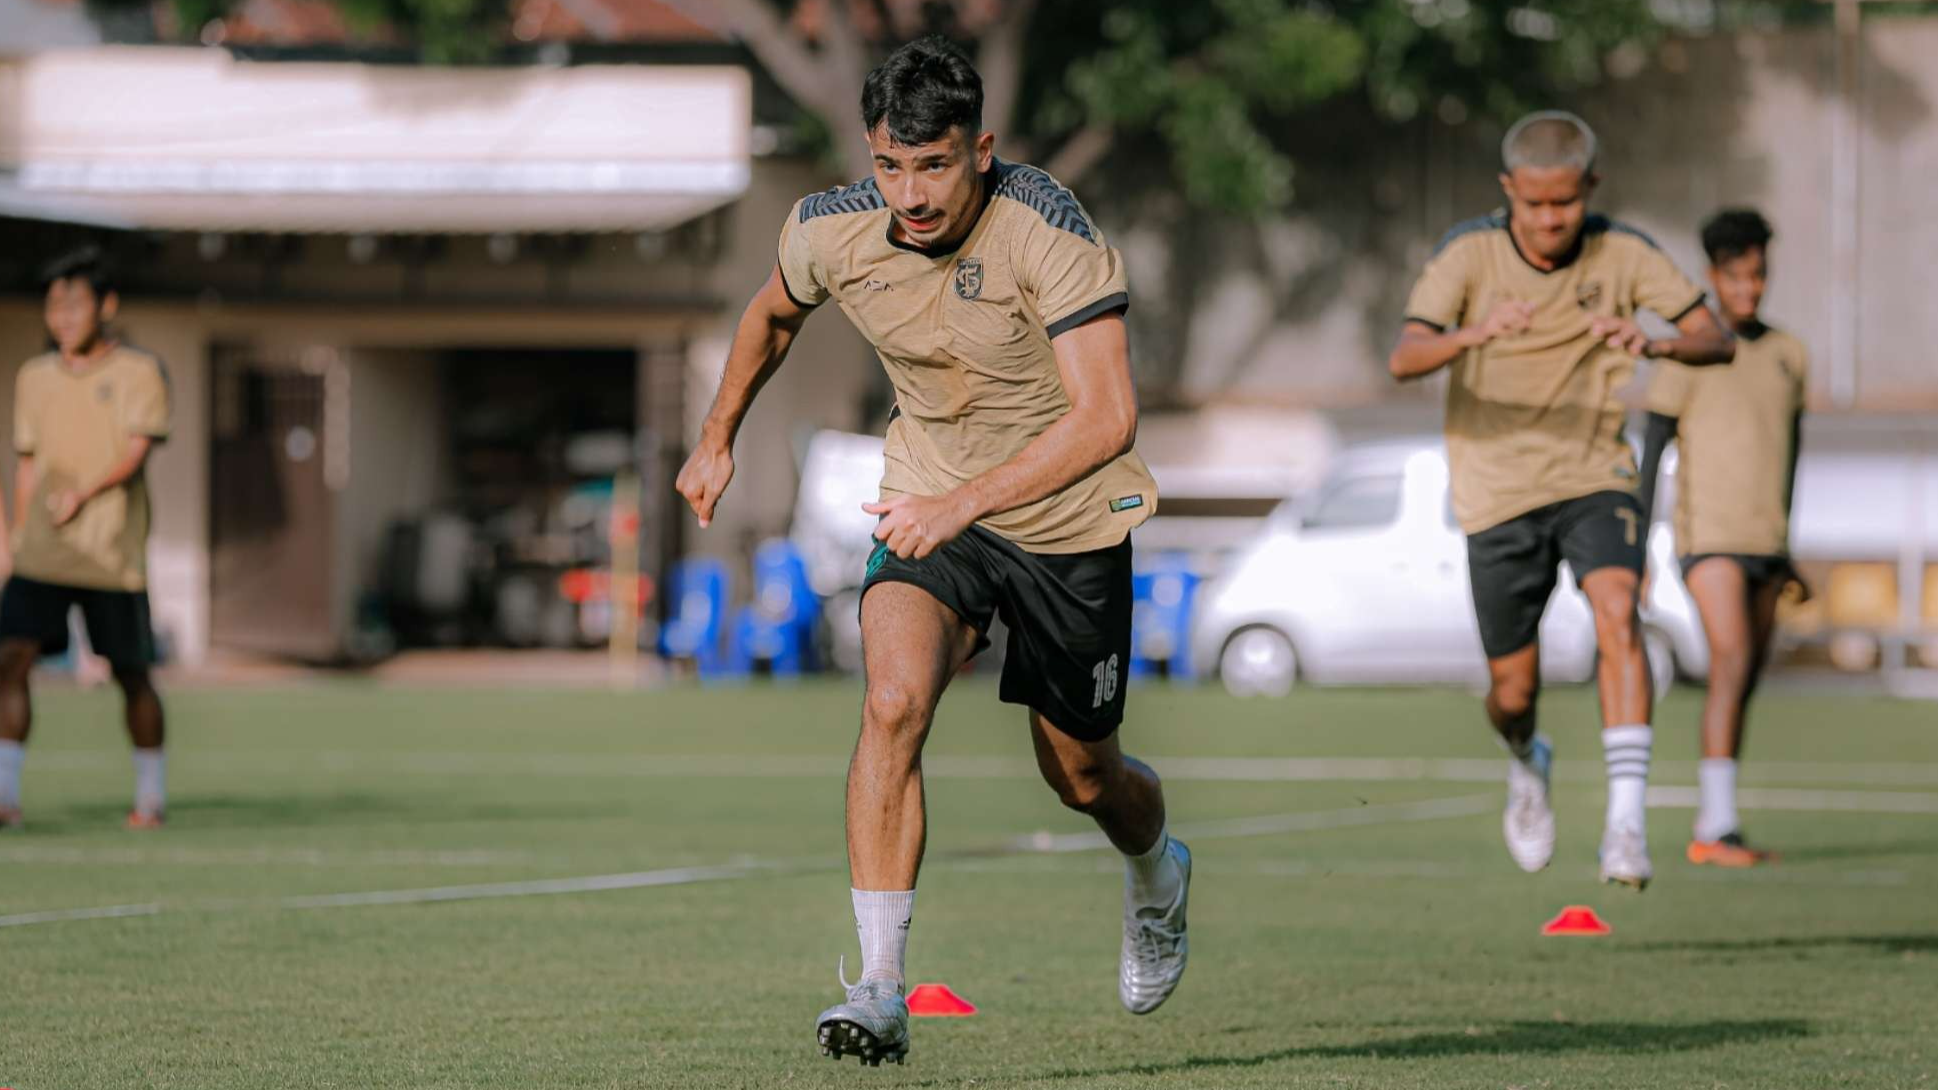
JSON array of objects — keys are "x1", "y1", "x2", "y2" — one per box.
[
  {"x1": 1465, "y1": 490, "x2": 1645, "y2": 660},
  {"x1": 861, "y1": 526, "x2": 1133, "y2": 742},
  {"x1": 0, "y1": 576, "x2": 157, "y2": 670},
  {"x1": 1679, "y1": 553, "x2": 1797, "y2": 588}
]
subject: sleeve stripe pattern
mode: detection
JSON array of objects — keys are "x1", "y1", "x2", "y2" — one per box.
[
  {"x1": 992, "y1": 160, "x2": 1097, "y2": 244},
  {"x1": 799, "y1": 177, "x2": 885, "y2": 221},
  {"x1": 1431, "y1": 212, "x2": 1506, "y2": 256}
]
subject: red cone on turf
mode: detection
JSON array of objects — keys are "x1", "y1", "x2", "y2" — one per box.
[
  {"x1": 906, "y1": 983, "x2": 978, "y2": 1017},
  {"x1": 1542, "y1": 905, "x2": 1612, "y2": 936}
]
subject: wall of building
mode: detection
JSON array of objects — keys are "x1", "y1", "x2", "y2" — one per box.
[{"x1": 0, "y1": 151, "x2": 876, "y2": 665}]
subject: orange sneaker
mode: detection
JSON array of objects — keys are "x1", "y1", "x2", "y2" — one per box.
[
  {"x1": 0, "y1": 804, "x2": 22, "y2": 830},
  {"x1": 1687, "y1": 832, "x2": 1774, "y2": 867},
  {"x1": 124, "y1": 809, "x2": 165, "y2": 831}
]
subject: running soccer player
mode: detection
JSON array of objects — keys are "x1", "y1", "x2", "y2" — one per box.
[
  {"x1": 1638, "y1": 209, "x2": 1806, "y2": 868},
  {"x1": 1387, "y1": 111, "x2": 1735, "y2": 889},
  {"x1": 1, "y1": 247, "x2": 172, "y2": 830},
  {"x1": 675, "y1": 37, "x2": 1188, "y2": 1065}
]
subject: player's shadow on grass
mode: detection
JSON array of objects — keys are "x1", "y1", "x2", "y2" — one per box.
[
  {"x1": 1041, "y1": 1019, "x2": 1810, "y2": 1079},
  {"x1": 45, "y1": 793, "x2": 621, "y2": 831},
  {"x1": 1625, "y1": 934, "x2": 1938, "y2": 956}
]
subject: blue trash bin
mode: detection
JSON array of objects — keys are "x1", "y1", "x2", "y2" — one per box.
[
  {"x1": 727, "y1": 539, "x2": 820, "y2": 676},
  {"x1": 659, "y1": 557, "x2": 730, "y2": 677}
]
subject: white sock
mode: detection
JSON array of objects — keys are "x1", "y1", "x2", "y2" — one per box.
[
  {"x1": 132, "y1": 748, "x2": 166, "y2": 815},
  {"x1": 851, "y1": 888, "x2": 914, "y2": 990},
  {"x1": 1125, "y1": 825, "x2": 1181, "y2": 908},
  {"x1": 1602, "y1": 725, "x2": 1652, "y2": 833},
  {"x1": 1694, "y1": 757, "x2": 1739, "y2": 842},
  {"x1": 0, "y1": 739, "x2": 22, "y2": 810}
]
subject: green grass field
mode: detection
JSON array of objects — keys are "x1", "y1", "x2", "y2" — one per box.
[{"x1": 1, "y1": 678, "x2": 1934, "y2": 1089}]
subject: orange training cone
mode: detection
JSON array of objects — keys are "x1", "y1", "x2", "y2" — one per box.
[
  {"x1": 1542, "y1": 905, "x2": 1612, "y2": 936},
  {"x1": 906, "y1": 983, "x2": 978, "y2": 1017}
]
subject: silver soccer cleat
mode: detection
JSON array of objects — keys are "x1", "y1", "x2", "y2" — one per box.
[
  {"x1": 1503, "y1": 735, "x2": 1556, "y2": 873},
  {"x1": 815, "y1": 967, "x2": 909, "y2": 1067},
  {"x1": 1599, "y1": 824, "x2": 1653, "y2": 891},
  {"x1": 1120, "y1": 837, "x2": 1191, "y2": 1015}
]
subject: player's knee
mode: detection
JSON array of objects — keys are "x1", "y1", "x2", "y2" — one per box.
[
  {"x1": 1708, "y1": 641, "x2": 1752, "y2": 690},
  {"x1": 1490, "y1": 676, "x2": 1538, "y2": 721},
  {"x1": 1048, "y1": 761, "x2": 1111, "y2": 813},
  {"x1": 1588, "y1": 591, "x2": 1640, "y2": 645},
  {"x1": 0, "y1": 643, "x2": 35, "y2": 683},
  {"x1": 861, "y1": 680, "x2": 928, "y2": 737}
]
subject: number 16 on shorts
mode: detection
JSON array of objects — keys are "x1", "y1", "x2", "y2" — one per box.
[{"x1": 1092, "y1": 653, "x2": 1120, "y2": 709}]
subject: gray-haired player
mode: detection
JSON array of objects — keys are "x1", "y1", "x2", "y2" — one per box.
[{"x1": 1388, "y1": 112, "x2": 1735, "y2": 889}]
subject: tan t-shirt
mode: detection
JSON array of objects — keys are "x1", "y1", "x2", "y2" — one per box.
[
  {"x1": 12, "y1": 345, "x2": 171, "y2": 591},
  {"x1": 1404, "y1": 212, "x2": 1708, "y2": 534},
  {"x1": 778, "y1": 159, "x2": 1155, "y2": 554},
  {"x1": 1647, "y1": 323, "x2": 1807, "y2": 557}
]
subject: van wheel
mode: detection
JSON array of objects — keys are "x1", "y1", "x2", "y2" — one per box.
[{"x1": 1220, "y1": 627, "x2": 1297, "y2": 699}]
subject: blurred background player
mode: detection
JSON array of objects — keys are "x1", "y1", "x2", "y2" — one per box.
[
  {"x1": 675, "y1": 37, "x2": 1189, "y2": 1066},
  {"x1": 1387, "y1": 110, "x2": 1735, "y2": 890},
  {"x1": 0, "y1": 247, "x2": 172, "y2": 831},
  {"x1": 1639, "y1": 209, "x2": 1807, "y2": 868}
]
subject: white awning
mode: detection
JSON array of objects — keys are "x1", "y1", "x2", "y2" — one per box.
[{"x1": 0, "y1": 47, "x2": 752, "y2": 233}]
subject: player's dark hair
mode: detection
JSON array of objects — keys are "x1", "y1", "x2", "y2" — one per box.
[
  {"x1": 39, "y1": 244, "x2": 118, "y2": 302},
  {"x1": 1701, "y1": 209, "x2": 1774, "y2": 264},
  {"x1": 861, "y1": 35, "x2": 983, "y2": 147}
]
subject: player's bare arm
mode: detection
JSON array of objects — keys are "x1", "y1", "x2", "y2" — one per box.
[
  {"x1": 1589, "y1": 303, "x2": 1734, "y2": 365},
  {"x1": 48, "y1": 435, "x2": 152, "y2": 528},
  {"x1": 1387, "y1": 299, "x2": 1534, "y2": 381},
  {"x1": 864, "y1": 312, "x2": 1137, "y2": 559},
  {"x1": 675, "y1": 266, "x2": 814, "y2": 528},
  {"x1": 12, "y1": 455, "x2": 35, "y2": 538}
]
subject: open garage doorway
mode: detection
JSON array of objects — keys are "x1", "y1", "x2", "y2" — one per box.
[{"x1": 211, "y1": 343, "x2": 671, "y2": 663}]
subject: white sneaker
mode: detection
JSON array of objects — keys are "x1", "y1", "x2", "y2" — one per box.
[
  {"x1": 1503, "y1": 736, "x2": 1555, "y2": 873},
  {"x1": 1120, "y1": 837, "x2": 1190, "y2": 1015},
  {"x1": 815, "y1": 969, "x2": 909, "y2": 1067},
  {"x1": 1599, "y1": 825, "x2": 1653, "y2": 890}
]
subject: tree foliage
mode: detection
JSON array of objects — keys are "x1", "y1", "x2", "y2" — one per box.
[{"x1": 130, "y1": 0, "x2": 1858, "y2": 210}]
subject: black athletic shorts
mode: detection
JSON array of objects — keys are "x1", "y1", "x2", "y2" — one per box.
[
  {"x1": 1679, "y1": 553, "x2": 1797, "y2": 588},
  {"x1": 1465, "y1": 490, "x2": 1646, "y2": 660},
  {"x1": 861, "y1": 525, "x2": 1133, "y2": 742},
  {"x1": 0, "y1": 576, "x2": 157, "y2": 670}
]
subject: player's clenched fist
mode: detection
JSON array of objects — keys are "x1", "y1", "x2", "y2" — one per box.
[
  {"x1": 1588, "y1": 314, "x2": 1653, "y2": 357},
  {"x1": 676, "y1": 441, "x2": 735, "y2": 529},
  {"x1": 862, "y1": 492, "x2": 976, "y2": 560}
]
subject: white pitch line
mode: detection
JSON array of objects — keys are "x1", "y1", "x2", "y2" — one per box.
[
  {"x1": 0, "y1": 846, "x2": 541, "y2": 868},
  {"x1": 1647, "y1": 785, "x2": 1938, "y2": 814},
  {"x1": 279, "y1": 862, "x2": 776, "y2": 909},
  {"x1": 1012, "y1": 793, "x2": 1498, "y2": 854},
  {"x1": 0, "y1": 793, "x2": 1508, "y2": 930},
  {"x1": 30, "y1": 750, "x2": 1938, "y2": 787},
  {"x1": 0, "y1": 902, "x2": 162, "y2": 928},
  {"x1": 935, "y1": 855, "x2": 1917, "y2": 888},
  {"x1": 0, "y1": 862, "x2": 782, "y2": 931}
]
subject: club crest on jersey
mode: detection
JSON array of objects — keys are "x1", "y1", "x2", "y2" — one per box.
[
  {"x1": 954, "y1": 257, "x2": 984, "y2": 301},
  {"x1": 95, "y1": 383, "x2": 113, "y2": 403},
  {"x1": 1577, "y1": 281, "x2": 1604, "y2": 310}
]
